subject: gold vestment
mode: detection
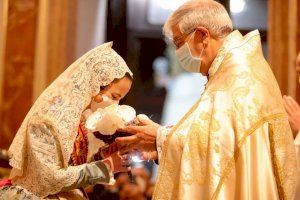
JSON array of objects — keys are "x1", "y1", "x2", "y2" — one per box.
[{"x1": 153, "y1": 30, "x2": 297, "y2": 200}]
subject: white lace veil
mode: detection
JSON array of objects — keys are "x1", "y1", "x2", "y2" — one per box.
[{"x1": 8, "y1": 42, "x2": 133, "y2": 178}]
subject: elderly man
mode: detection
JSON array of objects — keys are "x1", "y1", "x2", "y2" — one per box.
[{"x1": 117, "y1": 0, "x2": 297, "y2": 199}]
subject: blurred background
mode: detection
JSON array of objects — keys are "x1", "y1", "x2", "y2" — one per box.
[{"x1": 0, "y1": 0, "x2": 299, "y2": 199}]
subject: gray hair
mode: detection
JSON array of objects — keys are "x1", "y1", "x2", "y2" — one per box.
[{"x1": 163, "y1": 0, "x2": 233, "y2": 39}]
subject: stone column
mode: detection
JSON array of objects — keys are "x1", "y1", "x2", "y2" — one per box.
[
  {"x1": 0, "y1": 0, "x2": 77, "y2": 149},
  {"x1": 268, "y1": 0, "x2": 300, "y2": 98},
  {"x1": 0, "y1": 0, "x2": 39, "y2": 149}
]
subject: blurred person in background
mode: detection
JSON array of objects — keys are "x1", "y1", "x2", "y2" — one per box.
[
  {"x1": 87, "y1": 172, "x2": 132, "y2": 199},
  {"x1": 86, "y1": 184, "x2": 119, "y2": 200},
  {"x1": 132, "y1": 167, "x2": 151, "y2": 195},
  {"x1": 117, "y1": 0, "x2": 297, "y2": 199},
  {"x1": 119, "y1": 183, "x2": 145, "y2": 200},
  {"x1": 144, "y1": 183, "x2": 155, "y2": 200},
  {"x1": 87, "y1": 167, "x2": 154, "y2": 199},
  {"x1": 283, "y1": 52, "x2": 300, "y2": 138},
  {"x1": 283, "y1": 51, "x2": 300, "y2": 199}
]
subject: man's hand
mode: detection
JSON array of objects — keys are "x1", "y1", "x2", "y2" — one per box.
[
  {"x1": 102, "y1": 151, "x2": 130, "y2": 173},
  {"x1": 115, "y1": 116, "x2": 161, "y2": 160},
  {"x1": 283, "y1": 95, "x2": 300, "y2": 136},
  {"x1": 122, "y1": 140, "x2": 158, "y2": 160}
]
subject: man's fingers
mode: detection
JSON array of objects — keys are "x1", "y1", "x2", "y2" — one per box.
[
  {"x1": 115, "y1": 135, "x2": 140, "y2": 146},
  {"x1": 118, "y1": 143, "x2": 139, "y2": 155},
  {"x1": 119, "y1": 148, "x2": 131, "y2": 155},
  {"x1": 141, "y1": 151, "x2": 158, "y2": 161},
  {"x1": 137, "y1": 115, "x2": 154, "y2": 125},
  {"x1": 118, "y1": 125, "x2": 145, "y2": 135},
  {"x1": 115, "y1": 135, "x2": 142, "y2": 154},
  {"x1": 135, "y1": 132, "x2": 155, "y2": 141},
  {"x1": 117, "y1": 127, "x2": 136, "y2": 135}
]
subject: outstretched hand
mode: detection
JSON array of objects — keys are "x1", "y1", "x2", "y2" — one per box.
[
  {"x1": 283, "y1": 95, "x2": 300, "y2": 137},
  {"x1": 115, "y1": 116, "x2": 161, "y2": 161},
  {"x1": 102, "y1": 151, "x2": 131, "y2": 173}
]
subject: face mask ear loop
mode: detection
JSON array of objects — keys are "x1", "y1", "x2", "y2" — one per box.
[
  {"x1": 186, "y1": 31, "x2": 200, "y2": 59},
  {"x1": 199, "y1": 46, "x2": 204, "y2": 58},
  {"x1": 188, "y1": 31, "x2": 205, "y2": 59},
  {"x1": 186, "y1": 31, "x2": 196, "y2": 47}
]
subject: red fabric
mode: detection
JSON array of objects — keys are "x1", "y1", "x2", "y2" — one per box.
[
  {"x1": 71, "y1": 119, "x2": 119, "y2": 165},
  {"x1": 71, "y1": 121, "x2": 89, "y2": 166},
  {"x1": 0, "y1": 178, "x2": 12, "y2": 188}
]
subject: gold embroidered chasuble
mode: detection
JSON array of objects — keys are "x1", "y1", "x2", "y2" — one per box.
[{"x1": 153, "y1": 30, "x2": 297, "y2": 200}]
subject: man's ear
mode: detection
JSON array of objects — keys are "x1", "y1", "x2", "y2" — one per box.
[
  {"x1": 195, "y1": 26, "x2": 210, "y2": 47},
  {"x1": 195, "y1": 27, "x2": 209, "y2": 39}
]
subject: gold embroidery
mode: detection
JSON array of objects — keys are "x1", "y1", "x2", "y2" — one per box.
[
  {"x1": 268, "y1": 122, "x2": 285, "y2": 200},
  {"x1": 153, "y1": 30, "x2": 297, "y2": 200},
  {"x1": 153, "y1": 98, "x2": 203, "y2": 199},
  {"x1": 211, "y1": 113, "x2": 287, "y2": 200}
]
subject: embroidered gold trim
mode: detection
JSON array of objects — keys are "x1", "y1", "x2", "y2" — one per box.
[
  {"x1": 153, "y1": 97, "x2": 204, "y2": 198},
  {"x1": 268, "y1": 122, "x2": 286, "y2": 200}
]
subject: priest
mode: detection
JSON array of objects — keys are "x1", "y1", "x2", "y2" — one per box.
[{"x1": 117, "y1": 0, "x2": 297, "y2": 199}]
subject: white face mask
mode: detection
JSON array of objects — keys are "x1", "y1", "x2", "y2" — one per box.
[
  {"x1": 90, "y1": 94, "x2": 116, "y2": 111},
  {"x1": 175, "y1": 33, "x2": 204, "y2": 73}
]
